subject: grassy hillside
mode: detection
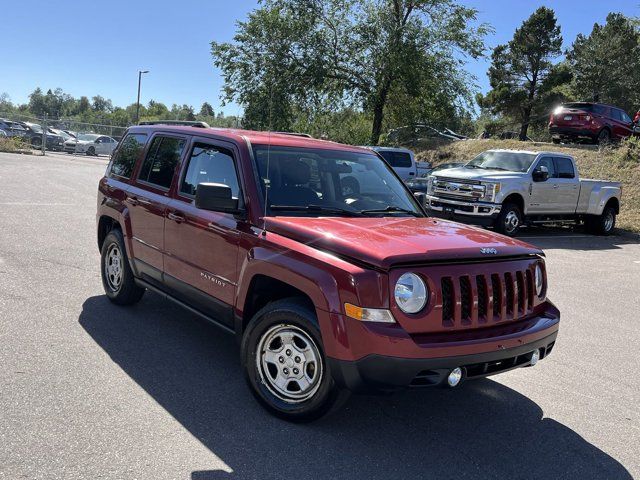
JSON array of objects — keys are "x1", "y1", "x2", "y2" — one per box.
[{"x1": 414, "y1": 139, "x2": 640, "y2": 233}]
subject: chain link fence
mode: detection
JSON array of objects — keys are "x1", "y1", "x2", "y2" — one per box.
[{"x1": 0, "y1": 111, "x2": 128, "y2": 156}]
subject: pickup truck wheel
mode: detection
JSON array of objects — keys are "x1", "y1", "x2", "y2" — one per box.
[
  {"x1": 241, "y1": 299, "x2": 347, "y2": 422},
  {"x1": 495, "y1": 203, "x2": 522, "y2": 236},
  {"x1": 100, "y1": 229, "x2": 145, "y2": 305},
  {"x1": 586, "y1": 206, "x2": 616, "y2": 235}
]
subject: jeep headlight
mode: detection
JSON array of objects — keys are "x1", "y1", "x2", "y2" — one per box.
[
  {"x1": 535, "y1": 262, "x2": 545, "y2": 298},
  {"x1": 394, "y1": 273, "x2": 428, "y2": 314}
]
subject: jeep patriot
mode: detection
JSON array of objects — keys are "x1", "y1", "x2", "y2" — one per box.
[{"x1": 97, "y1": 121, "x2": 559, "y2": 421}]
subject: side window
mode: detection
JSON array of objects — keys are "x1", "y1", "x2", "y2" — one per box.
[
  {"x1": 536, "y1": 157, "x2": 556, "y2": 178},
  {"x1": 554, "y1": 157, "x2": 575, "y2": 179},
  {"x1": 611, "y1": 109, "x2": 623, "y2": 121},
  {"x1": 593, "y1": 105, "x2": 606, "y2": 116},
  {"x1": 138, "y1": 136, "x2": 185, "y2": 189},
  {"x1": 620, "y1": 111, "x2": 632, "y2": 123},
  {"x1": 180, "y1": 144, "x2": 240, "y2": 197},
  {"x1": 380, "y1": 151, "x2": 412, "y2": 168},
  {"x1": 109, "y1": 133, "x2": 147, "y2": 179}
]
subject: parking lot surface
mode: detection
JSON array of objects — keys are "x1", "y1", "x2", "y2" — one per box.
[{"x1": 1, "y1": 151, "x2": 639, "y2": 479}]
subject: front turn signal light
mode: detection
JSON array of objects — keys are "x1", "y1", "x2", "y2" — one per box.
[{"x1": 344, "y1": 303, "x2": 396, "y2": 323}]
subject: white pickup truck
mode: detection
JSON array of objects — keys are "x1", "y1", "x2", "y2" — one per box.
[{"x1": 425, "y1": 149, "x2": 622, "y2": 236}]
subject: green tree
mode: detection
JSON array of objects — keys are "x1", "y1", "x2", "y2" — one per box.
[
  {"x1": 567, "y1": 13, "x2": 640, "y2": 113},
  {"x1": 478, "y1": 7, "x2": 569, "y2": 140},
  {"x1": 212, "y1": 0, "x2": 488, "y2": 144},
  {"x1": 199, "y1": 102, "x2": 215, "y2": 117}
]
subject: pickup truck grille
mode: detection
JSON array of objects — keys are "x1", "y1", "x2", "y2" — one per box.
[
  {"x1": 440, "y1": 267, "x2": 534, "y2": 327},
  {"x1": 432, "y1": 177, "x2": 485, "y2": 201}
]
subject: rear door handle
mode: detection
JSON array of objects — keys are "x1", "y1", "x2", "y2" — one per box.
[
  {"x1": 167, "y1": 211, "x2": 185, "y2": 223},
  {"x1": 126, "y1": 196, "x2": 139, "y2": 206},
  {"x1": 553, "y1": 184, "x2": 559, "y2": 189}
]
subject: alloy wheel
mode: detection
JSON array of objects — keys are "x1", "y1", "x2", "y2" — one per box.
[{"x1": 104, "y1": 243, "x2": 123, "y2": 292}]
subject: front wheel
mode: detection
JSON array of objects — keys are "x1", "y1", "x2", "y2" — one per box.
[
  {"x1": 87, "y1": 146, "x2": 96, "y2": 156},
  {"x1": 495, "y1": 203, "x2": 522, "y2": 236},
  {"x1": 241, "y1": 299, "x2": 347, "y2": 422}
]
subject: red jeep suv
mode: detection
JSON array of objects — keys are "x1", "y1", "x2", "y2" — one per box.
[
  {"x1": 549, "y1": 102, "x2": 635, "y2": 144},
  {"x1": 97, "y1": 122, "x2": 560, "y2": 421}
]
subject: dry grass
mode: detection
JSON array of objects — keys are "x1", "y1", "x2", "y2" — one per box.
[
  {"x1": 0, "y1": 137, "x2": 29, "y2": 154},
  {"x1": 415, "y1": 138, "x2": 640, "y2": 233}
]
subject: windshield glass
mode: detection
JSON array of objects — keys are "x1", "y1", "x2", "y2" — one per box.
[
  {"x1": 78, "y1": 134, "x2": 99, "y2": 141},
  {"x1": 466, "y1": 151, "x2": 536, "y2": 173},
  {"x1": 28, "y1": 123, "x2": 43, "y2": 133},
  {"x1": 253, "y1": 146, "x2": 423, "y2": 217}
]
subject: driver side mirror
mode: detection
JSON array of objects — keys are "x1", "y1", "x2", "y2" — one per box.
[
  {"x1": 533, "y1": 165, "x2": 549, "y2": 182},
  {"x1": 413, "y1": 191, "x2": 427, "y2": 206},
  {"x1": 195, "y1": 182, "x2": 241, "y2": 214}
]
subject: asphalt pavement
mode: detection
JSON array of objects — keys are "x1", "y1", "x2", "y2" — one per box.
[{"x1": 1, "y1": 151, "x2": 638, "y2": 479}]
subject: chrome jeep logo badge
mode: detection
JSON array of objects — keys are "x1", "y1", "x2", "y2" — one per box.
[{"x1": 480, "y1": 248, "x2": 498, "y2": 255}]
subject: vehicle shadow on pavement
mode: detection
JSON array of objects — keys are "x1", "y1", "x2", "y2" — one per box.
[
  {"x1": 79, "y1": 294, "x2": 632, "y2": 480},
  {"x1": 517, "y1": 227, "x2": 639, "y2": 251}
]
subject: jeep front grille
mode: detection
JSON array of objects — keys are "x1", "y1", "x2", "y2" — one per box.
[{"x1": 440, "y1": 267, "x2": 535, "y2": 327}]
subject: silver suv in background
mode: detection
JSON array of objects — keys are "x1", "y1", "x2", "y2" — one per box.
[
  {"x1": 365, "y1": 146, "x2": 430, "y2": 181},
  {"x1": 425, "y1": 149, "x2": 621, "y2": 236}
]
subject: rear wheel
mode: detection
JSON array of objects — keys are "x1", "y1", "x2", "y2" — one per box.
[
  {"x1": 241, "y1": 299, "x2": 347, "y2": 422},
  {"x1": 495, "y1": 203, "x2": 522, "y2": 236},
  {"x1": 597, "y1": 128, "x2": 611, "y2": 145},
  {"x1": 586, "y1": 206, "x2": 616, "y2": 235},
  {"x1": 100, "y1": 229, "x2": 145, "y2": 305}
]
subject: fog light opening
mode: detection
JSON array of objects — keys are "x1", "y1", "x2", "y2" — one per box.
[
  {"x1": 530, "y1": 349, "x2": 541, "y2": 366},
  {"x1": 447, "y1": 367, "x2": 463, "y2": 387}
]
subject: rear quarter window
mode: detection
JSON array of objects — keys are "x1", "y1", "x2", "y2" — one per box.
[
  {"x1": 380, "y1": 151, "x2": 412, "y2": 168},
  {"x1": 109, "y1": 133, "x2": 147, "y2": 179},
  {"x1": 554, "y1": 157, "x2": 575, "y2": 179}
]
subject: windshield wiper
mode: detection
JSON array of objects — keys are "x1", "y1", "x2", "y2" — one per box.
[
  {"x1": 483, "y1": 166, "x2": 510, "y2": 171},
  {"x1": 465, "y1": 164, "x2": 484, "y2": 169},
  {"x1": 359, "y1": 206, "x2": 422, "y2": 217},
  {"x1": 269, "y1": 204, "x2": 364, "y2": 216}
]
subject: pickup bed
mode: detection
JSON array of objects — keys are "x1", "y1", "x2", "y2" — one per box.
[{"x1": 425, "y1": 149, "x2": 621, "y2": 236}]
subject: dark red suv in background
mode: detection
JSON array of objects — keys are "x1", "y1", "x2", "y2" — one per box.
[
  {"x1": 549, "y1": 102, "x2": 635, "y2": 144},
  {"x1": 97, "y1": 121, "x2": 560, "y2": 421}
]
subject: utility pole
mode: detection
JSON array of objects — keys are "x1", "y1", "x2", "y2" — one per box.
[{"x1": 135, "y1": 70, "x2": 149, "y2": 124}]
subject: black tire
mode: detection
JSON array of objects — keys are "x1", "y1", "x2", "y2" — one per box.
[
  {"x1": 586, "y1": 206, "x2": 616, "y2": 236},
  {"x1": 100, "y1": 228, "x2": 145, "y2": 305},
  {"x1": 597, "y1": 128, "x2": 611, "y2": 145},
  {"x1": 241, "y1": 298, "x2": 348, "y2": 422},
  {"x1": 494, "y1": 202, "x2": 523, "y2": 237},
  {"x1": 87, "y1": 146, "x2": 96, "y2": 156},
  {"x1": 31, "y1": 137, "x2": 41, "y2": 148},
  {"x1": 552, "y1": 138, "x2": 561, "y2": 144}
]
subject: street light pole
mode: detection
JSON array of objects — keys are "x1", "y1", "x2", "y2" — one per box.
[{"x1": 135, "y1": 70, "x2": 149, "y2": 124}]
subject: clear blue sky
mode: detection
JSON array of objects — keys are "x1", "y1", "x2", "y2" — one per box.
[{"x1": 1, "y1": 1, "x2": 637, "y2": 116}]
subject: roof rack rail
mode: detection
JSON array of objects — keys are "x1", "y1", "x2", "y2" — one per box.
[
  {"x1": 273, "y1": 131, "x2": 313, "y2": 138},
  {"x1": 138, "y1": 120, "x2": 211, "y2": 128}
]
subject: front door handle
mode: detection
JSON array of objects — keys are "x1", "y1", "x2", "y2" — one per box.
[
  {"x1": 553, "y1": 184, "x2": 559, "y2": 189},
  {"x1": 167, "y1": 211, "x2": 185, "y2": 223},
  {"x1": 126, "y1": 196, "x2": 139, "y2": 206}
]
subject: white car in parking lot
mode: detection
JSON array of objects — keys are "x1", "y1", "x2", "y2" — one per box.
[{"x1": 64, "y1": 134, "x2": 118, "y2": 156}]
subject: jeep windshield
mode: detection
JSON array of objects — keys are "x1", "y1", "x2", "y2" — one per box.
[
  {"x1": 253, "y1": 145, "x2": 424, "y2": 217},
  {"x1": 466, "y1": 151, "x2": 537, "y2": 173}
]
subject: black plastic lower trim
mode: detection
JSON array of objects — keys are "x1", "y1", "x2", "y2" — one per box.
[{"x1": 327, "y1": 331, "x2": 558, "y2": 393}]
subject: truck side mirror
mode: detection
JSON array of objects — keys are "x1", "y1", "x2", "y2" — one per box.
[
  {"x1": 195, "y1": 182, "x2": 240, "y2": 213},
  {"x1": 533, "y1": 165, "x2": 549, "y2": 182},
  {"x1": 413, "y1": 191, "x2": 426, "y2": 206}
]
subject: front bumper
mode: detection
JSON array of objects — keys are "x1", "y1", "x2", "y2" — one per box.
[
  {"x1": 329, "y1": 331, "x2": 557, "y2": 392},
  {"x1": 426, "y1": 195, "x2": 500, "y2": 226},
  {"x1": 323, "y1": 301, "x2": 560, "y2": 392}
]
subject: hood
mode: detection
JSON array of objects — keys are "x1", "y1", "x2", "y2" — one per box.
[
  {"x1": 266, "y1": 216, "x2": 541, "y2": 269},
  {"x1": 433, "y1": 167, "x2": 525, "y2": 182}
]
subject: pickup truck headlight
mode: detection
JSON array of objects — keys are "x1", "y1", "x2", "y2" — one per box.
[
  {"x1": 482, "y1": 182, "x2": 501, "y2": 202},
  {"x1": 395, "y1": 273, "x2": 428, "y2": 314}
]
